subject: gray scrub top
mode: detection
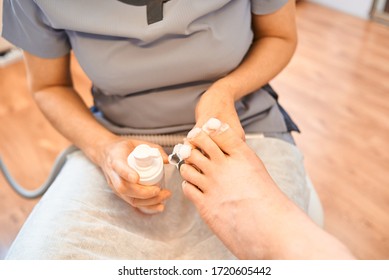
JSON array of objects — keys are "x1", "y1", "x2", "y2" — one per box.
[{"x1": 2, "y1": 0, "x2": 298, "y2": 135}]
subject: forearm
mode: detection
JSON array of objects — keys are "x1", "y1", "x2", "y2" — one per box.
[
  {"x1": 210, "y1": 0, "x2": 298, "y2": 100},
  {"x1": 195, "y1": 36, "x2": 296, "y2": 138},
  {"x1": 33, "y1": 86, "x2": 117, "y2": 165},
  {"x1": 213, "y1": 36, "x2": 296, "y2": 101}
]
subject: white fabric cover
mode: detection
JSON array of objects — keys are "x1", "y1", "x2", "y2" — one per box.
[{"x1": 6, "y1": 137, "x2": 314, "y2": 260}]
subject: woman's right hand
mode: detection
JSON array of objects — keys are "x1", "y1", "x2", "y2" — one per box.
[
  {"x1": 96, "y1": 136, "x2": 171, "y2": 213},
  {"x1": 22, "y1": 51, "x2": 171, "y2": 212}
]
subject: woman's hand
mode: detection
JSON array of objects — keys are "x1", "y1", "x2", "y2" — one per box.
[
  {"x1": 195, "y1": 83, "x2": 245, "y2": 140},
  {"x1": 96, "y1": 136, "x2": 171, "y2": 213},
  {"x1": 22, "y1": 52, "x2": 172, "y2": 211},
  {"x1": 195, "y1": 0, "x2": 298, "y2": 140}
]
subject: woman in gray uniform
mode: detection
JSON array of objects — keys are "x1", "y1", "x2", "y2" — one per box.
[{"x1": 2, "y1": 0, "x2": 315, "y2": 259}]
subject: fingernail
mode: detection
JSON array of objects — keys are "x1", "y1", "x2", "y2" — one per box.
[
  {"x1": 164, "y1": 191, "x2": 172, "y2": 199},
  {"x1": 157, "y1": 204, "x2": 165, "y2": 212},
  {"x1": 187, "y1": 127, "x2": 202, "y2": 139}
]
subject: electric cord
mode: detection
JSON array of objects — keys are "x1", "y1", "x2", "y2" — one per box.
[
  {"x1": 0, "y1": 145, "x2": 79, "y2": 199},
  {"x1": 0, "y1": 133, "x2": 186, "y2": 199},
  {"x1": 0, "y1": 134, "x2": 187, "y2": 199}
]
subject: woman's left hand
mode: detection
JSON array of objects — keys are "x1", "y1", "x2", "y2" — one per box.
[{"x1": 195, "y1": 84, "x2": 245, "y2": 140}]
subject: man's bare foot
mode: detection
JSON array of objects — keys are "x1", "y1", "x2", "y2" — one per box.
[
  {"x1": 179, "y1": 119, "x2": 355, "y2": 260},
  {"x1": 180, "y1": 120, "x2": 292, "y2": 259}
]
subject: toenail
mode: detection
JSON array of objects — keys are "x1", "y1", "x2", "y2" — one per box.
[
  {"x1": 187, "y1": 127, "x2": 202, "y2": 139},
  {"x1": 178, "y1": 160, "x2": 185, "y2": 171}
]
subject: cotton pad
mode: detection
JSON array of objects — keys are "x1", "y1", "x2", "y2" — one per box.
[
  {"x1": 202, "y1": 118, "x2": 222, "y2": 133},
  {"x1": 168, "y1": 143, "x2": 192, "y2": 168},
  {"x1": 178, "y1": 144, "x2": 191, "y2": 159}
]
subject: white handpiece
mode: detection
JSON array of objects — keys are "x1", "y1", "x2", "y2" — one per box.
[{"x1": 127, "y1": 144, "x2": 165, "y2": 214}]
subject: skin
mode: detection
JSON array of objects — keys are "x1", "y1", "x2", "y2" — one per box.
[
  {"x1": 195, "y1": 0, "x2": 298, "y2": 139},
  {"x1": 23, "y1": 0, "x2": 297, "y2": 211},
  {"x1": 24, "y1": 53, "x2": 171, "y2": 213},
  {"x1": 180, "y1": 125, "x2": 356, "y2": 260}
]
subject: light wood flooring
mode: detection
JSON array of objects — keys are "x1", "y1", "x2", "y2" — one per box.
[{"x1": 0, "y1": 2, "x2": 388, "y2": 259}]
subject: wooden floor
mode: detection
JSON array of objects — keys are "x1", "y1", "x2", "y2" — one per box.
[{"x1": 0, "y1": 2, "x2": 388, "y2": 259}]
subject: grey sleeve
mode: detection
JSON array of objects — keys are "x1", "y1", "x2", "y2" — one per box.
[
  {"x1": 251, "y1": 0, "x2": 289, "y2": 15},
  {"x1": 1, "y1": 0, "x2": 70, "y2": 58}
]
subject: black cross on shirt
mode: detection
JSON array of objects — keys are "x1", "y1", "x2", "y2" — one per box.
[{"x1": 116, "y1": 0, "x2": 171, "y2": 24}]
